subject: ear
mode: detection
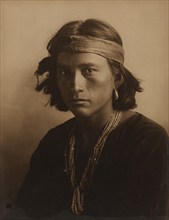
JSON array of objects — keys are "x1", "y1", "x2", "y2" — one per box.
[{"x1": 114, "y1": 73, "x2": 124, "y2": 89}]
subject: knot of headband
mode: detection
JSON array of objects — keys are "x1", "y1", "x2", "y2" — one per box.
[{"x1": 60, "y1": 35, "x2": 124, "y2": 64}]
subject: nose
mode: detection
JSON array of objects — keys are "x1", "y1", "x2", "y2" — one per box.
[{"x1": 69, "y1": 70, "x2": 85, "y2": 92}]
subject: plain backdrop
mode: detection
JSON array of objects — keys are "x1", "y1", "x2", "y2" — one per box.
[{"x1": 1, "y1": 0, "x2": 168, "y2": 218}]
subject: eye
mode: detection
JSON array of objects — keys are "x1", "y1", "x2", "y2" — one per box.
[
  {"x1": 81, "y1": 68, "x2": 97, "y2": 76},
  {"x1": 57, "y1": 68, "x2": 70, "y2": 77}
]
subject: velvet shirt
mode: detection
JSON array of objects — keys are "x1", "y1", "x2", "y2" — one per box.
[{"x1": 15, "y1": 113, "x2": 169, "y2": 219}]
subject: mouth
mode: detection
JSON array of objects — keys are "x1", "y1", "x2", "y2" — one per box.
[{"x1": 69, "y1": 98, "x2": 89, "y2": 105}]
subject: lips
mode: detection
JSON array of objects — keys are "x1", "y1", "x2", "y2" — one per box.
[{"x1": 68, "y1": 98, "x2": 88, "y2": 105}]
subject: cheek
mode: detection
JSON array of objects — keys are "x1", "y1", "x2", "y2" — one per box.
[
  {"x1": 56, "y1": 79, "x2": 61, "y2": 91},
  {"x1": 89, "y1": 76, "x2": 114, "y2": 95},
  {"x1": 57, "y1": 78, "x2": 67, "y2": 91},
  {"x1": 56, "y1": 80, "x2": 67, "y2": 99},
  {"x1": 57, "y1": 79, "x2": 62, "y2": 90}
]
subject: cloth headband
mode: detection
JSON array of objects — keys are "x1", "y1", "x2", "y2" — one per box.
[{"x1": 60, "y1": 35, "x2": 124, "y2": 64}]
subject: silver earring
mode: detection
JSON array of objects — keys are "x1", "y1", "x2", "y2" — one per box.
[{"x1": 114, "y1": 89, "x2": 119, "y2": 100}]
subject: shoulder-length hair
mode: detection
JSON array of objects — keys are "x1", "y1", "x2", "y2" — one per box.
[{"x1": 35, "y1": 19, "x2": 142, "y2": 111}]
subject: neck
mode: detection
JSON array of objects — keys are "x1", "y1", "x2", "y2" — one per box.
[
  {"x1": 74, "y1": 109, "x2": 135, "y2": 149},
  {"x1": 75, "y1": 108, "x2": 117, "y2": 143},
  {"x1": 78, "y1": 110, "x2": 115, "y2": 129}
]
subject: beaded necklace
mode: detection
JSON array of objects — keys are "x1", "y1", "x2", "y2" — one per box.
[{"x1": 64, "y1": 110, "x2": 122, "y2": 215}]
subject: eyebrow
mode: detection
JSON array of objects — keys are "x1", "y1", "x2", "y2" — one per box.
[
  {"x1": 57, "y1": 63, "x2": 98, "y2": 68},
  {"x1": 78, "y1": 63, "x2": 98, "y2": 68}
]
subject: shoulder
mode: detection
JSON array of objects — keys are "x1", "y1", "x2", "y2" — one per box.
[
  {"x1": 119, "y1": 112, "x2": 168, "y2": 139},
  {"x1": 46, "y1": 117, "x2": 75, "y2": 137},
  {"x1": 38, "y1": 117, "x2": 75, "y2": 145},
  {"x1": 30, "y1": 117, "x2": 75, "y2": 167},
  {"x1": 113, "y1": 112, "x2": 168, "y2": 159}
]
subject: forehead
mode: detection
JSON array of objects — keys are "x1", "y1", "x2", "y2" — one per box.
[{"x1": 56, "y1": 52, "x2": 109, "y2": 67}]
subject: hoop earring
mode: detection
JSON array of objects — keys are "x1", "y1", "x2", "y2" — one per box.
[{"x1": 114, "y1": 89, "x2": 119, "y2": 100}]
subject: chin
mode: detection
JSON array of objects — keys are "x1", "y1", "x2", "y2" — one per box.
[{"x1": 71, "y1": 108, "x2": 92, "y2": 118}]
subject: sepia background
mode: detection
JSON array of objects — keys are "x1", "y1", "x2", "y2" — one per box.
[{"x1": 1, "y1": 0, "x2": 168, "y2": 218}]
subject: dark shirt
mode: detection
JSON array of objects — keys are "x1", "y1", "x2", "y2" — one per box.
[{"x1": 15, "y1": 113, "x2": 168, "y2": 219}]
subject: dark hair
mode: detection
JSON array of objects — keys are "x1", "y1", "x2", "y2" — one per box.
[{"x1": 35, "y1": 19, "x2": 142, "y2": 111}]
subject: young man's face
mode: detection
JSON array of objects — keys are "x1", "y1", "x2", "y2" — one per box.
[{"x1": 56, "y1": 52, "x2": 115, "y2": 118}]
